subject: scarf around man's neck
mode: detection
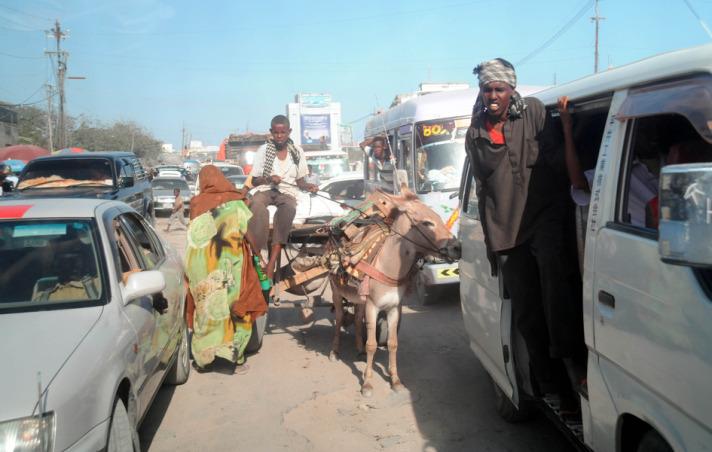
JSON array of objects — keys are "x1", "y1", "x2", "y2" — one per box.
[{"x1": 263, "y1": 138, "x2": 300, "y2": 177}]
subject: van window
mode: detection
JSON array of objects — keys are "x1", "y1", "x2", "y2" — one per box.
[{"x1": 617, "y1": 114, "x2": 712, "y2": 232}]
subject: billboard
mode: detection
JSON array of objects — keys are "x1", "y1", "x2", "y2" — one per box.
[
  {"x1": 300, "y1": 114, "x2": 331, "y2": 146},
  {"x1": 298, "y1": 93, "x2": 332, "y2": 108}
]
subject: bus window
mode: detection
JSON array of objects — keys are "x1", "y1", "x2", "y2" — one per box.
[
  {"x1": 415, "y1": 118, "x2": 468, "y2": 193},
  {"x1": 399, "y1": 137, "x2": 413, "y2": 189}
]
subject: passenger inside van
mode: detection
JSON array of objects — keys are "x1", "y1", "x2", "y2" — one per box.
[{"x1": 559, "y1": 96, "x2": 658, "y2": 229}]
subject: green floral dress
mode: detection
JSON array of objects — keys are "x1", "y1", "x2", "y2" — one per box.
[{"x1": 185, "y1": 200, "x2": 254, "y2": 368}]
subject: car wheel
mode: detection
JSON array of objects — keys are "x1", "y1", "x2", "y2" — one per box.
[
  {"x1": 146, "y1": 203, "x2": 156, "y2": 226},
  {"x1": 491, "y1": 376, "x2": 533, "y2": 423},
  {"x1": 361, "y1": 311, "x2": 401, "y2": 347},
  {"x1": 106, "y1": 399, "x2": 134, "y2": 452},
  {"x1": 412, "y1": 270, "x2": 438, "y2": 306},
  {"x1": 165, "y1": 320, "x2": 190, "y2": 385},
  {"x1": 637, "y1": 430, "x2": 673, "y2": 452},
  {"x1": 246, "y1": 311, "x2": 268, "y2": 354}
]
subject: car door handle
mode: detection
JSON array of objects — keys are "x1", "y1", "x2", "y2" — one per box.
[{"x1": 598, "y1": 290, "x2": 616, "y2": 309}]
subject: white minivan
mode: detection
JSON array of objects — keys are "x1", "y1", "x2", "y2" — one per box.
[{"x1": 459, "y1": 44, "x2": 712, "y2": 451}]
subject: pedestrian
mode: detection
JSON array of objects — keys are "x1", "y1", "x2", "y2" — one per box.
[
  {"x1": 184, "y1": 165, "x2": 267, "y2": 374},
  {"x1": 0, "y1": 164, "x2": 13, "y2": 195},
  {"x1": 245, "y1": 114, "x2": 318, "y2": 280},
  {"x1": 465, "y1": 58, "x2": 584, "y2": 411},
  {"x1": 164, "y1": 188, "x2": 187, "y2": 232}
]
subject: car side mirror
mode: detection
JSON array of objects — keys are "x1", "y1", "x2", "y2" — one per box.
[
  {"x1": 122, "y1": 270, "x2": 166, "y2": 304},
  {"x1": 659, "y1": 163, "x2": 712, "y2": 267},
  {"x1": 119, "y1": 176, "x2": 134, "y2": 188}
]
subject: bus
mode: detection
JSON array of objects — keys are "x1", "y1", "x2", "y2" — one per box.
[{"x1": 363, "y1": 88, "x2": 475, "y2": 304}]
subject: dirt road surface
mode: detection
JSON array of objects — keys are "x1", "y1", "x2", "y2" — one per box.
[{"x1": 142, "y1": 216, "x2": 574, "y2": 452}]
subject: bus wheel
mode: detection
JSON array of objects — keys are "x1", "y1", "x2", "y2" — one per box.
[
  {"x1": 491, "y1": 376, "x2": 533, "y2": 423},
  {"x1": 637, "y1": 430, "x2": 673, "y2": 452}
]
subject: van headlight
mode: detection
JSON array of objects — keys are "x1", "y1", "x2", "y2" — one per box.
[{"x1": 0, "y1": 412, "x2": 55, "y2": 452}]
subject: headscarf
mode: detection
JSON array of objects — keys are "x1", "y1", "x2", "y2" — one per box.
[
  {"x1": 472, "y1": 57, "x2": 527, "y2": 119},
  {"x1": 189, "y1": 165, "x2": 247, "y2": 219}
]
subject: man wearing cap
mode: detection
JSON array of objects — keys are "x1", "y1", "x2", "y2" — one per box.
[{"x1": 465, "y1": 58, "x2": 584, "y2": 406}]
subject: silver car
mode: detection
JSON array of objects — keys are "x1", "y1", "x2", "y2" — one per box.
[
  {"x1": 0, "y1": 198, "x2": 190, "y2": 451},
  {"x1": 151, "y1": 177, "x2": 191, "y2": 215}
]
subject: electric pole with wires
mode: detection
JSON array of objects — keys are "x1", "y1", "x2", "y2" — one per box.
[
  {"x1": 46, "y1": 20, "x2": 68, "y2": 149},
  {"x1": 591, "y1": 0, "x2": 605, "y2": 73}
]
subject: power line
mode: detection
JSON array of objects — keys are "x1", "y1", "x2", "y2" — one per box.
[
  {"x1": 0, "y1": 4, "x2": 51, "y2": 22},
  {"x1": 0, "y1": 50, "x2": 45, "y2": 60},
  {"x1": 681, "y1": 0, "x2": 712, "y2": 39},
  {"x1": 516, "y1": 0, "x2": 594, "y2": 67}
]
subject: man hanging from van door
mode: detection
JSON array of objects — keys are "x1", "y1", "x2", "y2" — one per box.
[
  {"x1": 246, "y1": 115, "x2": 318, "y2": 280},
  {"x1": 465, "y1": 58, "x2": 585, "y2": 410}
]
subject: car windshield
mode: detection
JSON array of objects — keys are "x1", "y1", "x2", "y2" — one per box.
[
  {"x1": 219, "y1": 166, "x2": 244, "y2": 176},
  {"x1": 307, "y1": 158, "x2": 349, "y2": 181},
  {"x1": 152, "y1": 179, "x2": 189, "y2": 190},
  {"x1": 227, "y1": 175, "x2": 247, "y2": 187},
  {"x1": 0, "y1": 219, "x2": 105, "y2": 312},
  {"x1": 18, "y1": 159, "x2": 114, "y2": 189}
]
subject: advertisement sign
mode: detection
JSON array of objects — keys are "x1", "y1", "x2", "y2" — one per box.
[
  {"x1": 298, "y1": 93, "x2": 332, "y2": 108},
  {"x1": 300, "y1": 114, "x2": 331, "y2": 145}
]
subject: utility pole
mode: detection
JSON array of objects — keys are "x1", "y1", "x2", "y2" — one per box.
[
  {"x1": 45, "y1": 84, "x2": 54, "y2": 153},
  {"x1": 591, "y1": 0, "x2": 605, "y2": 73},
  {"x1": 46, "y1": 20, "x2": 68, "y2": 148}
]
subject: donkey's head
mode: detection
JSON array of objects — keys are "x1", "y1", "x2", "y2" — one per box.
[{"x1": 385, "y1": 189, "x2": 460, "y2": 260}]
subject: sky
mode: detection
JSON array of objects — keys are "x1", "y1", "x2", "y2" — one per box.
[{"x1": 2, "y1": 0, "x2": 712, "y2": 148}]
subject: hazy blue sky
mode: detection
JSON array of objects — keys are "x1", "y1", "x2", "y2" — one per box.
[{"x1": 2, "y1": 0, "x2": 712, "y2": 147}]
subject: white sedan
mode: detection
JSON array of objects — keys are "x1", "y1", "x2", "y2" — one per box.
[{"x1": 0, "y1": 198, "x2": 190, "y2": 451}]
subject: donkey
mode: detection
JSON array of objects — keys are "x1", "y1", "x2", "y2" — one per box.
[{"x1": 328, "y1": 189, "x2": 459, "y2": 397}]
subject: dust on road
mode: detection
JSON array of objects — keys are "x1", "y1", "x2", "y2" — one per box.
[{"x1": 141, "y1": 216, "x2": 573, "y2": 452}]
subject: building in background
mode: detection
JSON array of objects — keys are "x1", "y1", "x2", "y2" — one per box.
[
  {"x1": 161, "y1": 143, "x2": 176, "y2": 153},
  {"x1": 287, "y1": 93, "x2": 341, "y2": 152},
  {"x1": 0, "y1": 104, "x2": 18, "y2": 147}
]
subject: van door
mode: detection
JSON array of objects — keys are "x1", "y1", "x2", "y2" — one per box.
[
  {"x1": 591, "y1": 78, "x2": 712, "y2": 449},
  {"x1": 459, "y1": 158, "x2": 519, "y2": 405}
]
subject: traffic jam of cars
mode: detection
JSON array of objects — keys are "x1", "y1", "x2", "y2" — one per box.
[{"x1": 0, "y1": 150, "x2": 358, "y2": 451}]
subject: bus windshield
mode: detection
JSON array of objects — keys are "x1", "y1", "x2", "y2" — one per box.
[{"x1": 415, "y1": 117, "x2": 468, "y2": 192}]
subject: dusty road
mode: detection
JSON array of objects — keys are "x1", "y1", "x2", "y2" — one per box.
[{"x1": 142, "y1": 216, "x2": 574, "y2": 452}]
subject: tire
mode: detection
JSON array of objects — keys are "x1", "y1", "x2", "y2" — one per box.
[
  {"x1": 362, "y1": 311, "x2": 401, "y2": 347},
  {"x1": 245, "y1": 311, "x2": 268, "y2": 354},
  {"x1": 637, "y1": 430, "x2": 673, "y2": 452},
  {"x1": 147, "y1": 203, "x2": 156, "y2": 226},
  {"x1": 491, "y1": 376, "x2": 533, "y2": 423},
  {"x1": 412, "y1": 270, "x2": 438, "y2": 306},
  {"x1": 165, "y1": 320, "x2": 190, "y2": 385},
  {"x1": 106, "y1": 399, "x2": 134, "y2": 452}
]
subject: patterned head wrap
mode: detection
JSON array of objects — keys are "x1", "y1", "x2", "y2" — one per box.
[
  {"x1": 472, "y1": 57, "x2": 527, "y2": 119},
  {"x1": 473, "y1": 58, "x2": 517, "y2": 88}
]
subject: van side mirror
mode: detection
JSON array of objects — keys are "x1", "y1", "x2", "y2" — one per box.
[{"x1": 658, "y1": 163, "x2": 712, "y2": 267}]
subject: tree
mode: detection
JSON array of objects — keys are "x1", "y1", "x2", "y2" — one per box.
[
  {"x1": 15, "y1": 105, "x2": 53, "y2": 148},
  {"x1": 70, "y1": 118, "x2": 162, "y2": 162}
]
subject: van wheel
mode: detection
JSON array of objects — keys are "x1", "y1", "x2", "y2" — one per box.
[
  {"x1": 491, "y1": 377, "x2": 533, "y2": 423},
  {"x1": 246, "y1": 311, "x2": 268, "y2": 354},
  {"x1": 637, "y1": 430, "x2": 673, "y2": 452},
  {"x1": 165, "y1": 320, "x2": 190, "y2": 385},
  {"x1": 106, "y1": 399, "x2": 135, "y2": 452}
]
